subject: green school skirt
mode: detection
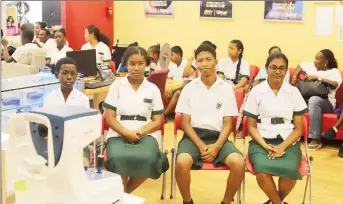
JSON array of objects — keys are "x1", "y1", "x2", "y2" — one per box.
[
  {"x1": 177, "y1": 127, "x2": 241, "y2": 170},
  {"x1": 105, "y1": 135, "x2": 169, "y2": 179},
  {"x1": 248, "y1": 135, "x2": 302, "y2": 180}
]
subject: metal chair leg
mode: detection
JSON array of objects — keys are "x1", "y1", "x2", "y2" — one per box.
[
  {"x1": 302, "y1": 175, "x2": 309, "y2": 204},
  {"x1": 170, "y1": 148, "x2": 175, "y2": 199},
  {"x1": 172, "y1": 148, "x2": 177, "y2": 204},
  {"x1": 309, "y1": 174, "x2": 312, "y2": 204},
  {"x1": 236, "y1": 187, "x2": 241, "y2": 204}
]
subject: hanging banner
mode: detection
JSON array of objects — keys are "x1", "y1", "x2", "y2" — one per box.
[
  {"x1": 5, "y1": 6, "x2": 18, "y2": 36},
  {"x1": 145, "y1": 1, "x2": 174, "y2": 16},
  {"x1": 200, "y1": 1, "x2": 233, "y2": 19},
  {"x1": 264, "y1": 1, "x2": 303, "y2": 22}
]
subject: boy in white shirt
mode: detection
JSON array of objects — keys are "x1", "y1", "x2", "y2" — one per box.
[
  {"x1": 164, "y1": 46, "x2": 194, "y2": 121},
  {"x1": 35, "y1": 28, "x2": 56, "y2": 50},
  {"x1": 1, "y1": 29, "x2": 38, "y2": 64}
]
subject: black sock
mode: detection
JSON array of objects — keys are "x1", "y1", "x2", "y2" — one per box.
[{"x1": 183, "y1": 199, "x2": 194, "y2": 204}]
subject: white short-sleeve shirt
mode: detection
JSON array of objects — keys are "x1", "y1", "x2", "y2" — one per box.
[
  {"x1": 168, "y1": 59, "x2": 194, "y2": 82},
  {"x1": 46, "y1": 45, "x2": 73, "y2": 64},
  {"x1": 300, "y1": 62, "x2": 342, "y2": 107},
  {"x1": 103, "y1": 77, "x2": 164, "y2": 139},
  {"x1": 43, "y1": 88, "x2": 90, "y2": 108},
  {"x1": 81, "y1": 42, "x2": 111, "y2": 66},
  {"x1": 176, "y1": 77, "x2": 238, "y2": 132},
  {"x1": 243, "y1": 81, "x2": 308, "y2": 140},
  {"x1": 217, "y1": 57, "x2": 250, "y2": 86},
  {"x1": 11, "y1": 43, "x2": 38, "y2": 64},
  {"x1": 43, "y1": 38, "x2": 57, "y2": 50}
]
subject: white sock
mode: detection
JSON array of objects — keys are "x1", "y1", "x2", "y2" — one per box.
[{"x1": 333, "y1": 126, "x2": 338, "y2": 133}]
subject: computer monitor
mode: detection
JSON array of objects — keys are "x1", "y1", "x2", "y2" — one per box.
[{"x1": 66, "y1": 50, "x2": 97, "y2": 77}]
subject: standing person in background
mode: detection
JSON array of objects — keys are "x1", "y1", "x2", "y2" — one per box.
[
  {"x1": 81, "y1": 25, "x2": 111, "y2": 66},
  {"x1": 46, "y1": 29, "x2": 73, "y2": 67},
  {"x1": 217, "y1": 39, "x2": 250, "y2": 89}
]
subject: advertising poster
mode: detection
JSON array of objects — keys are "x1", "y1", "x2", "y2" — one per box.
[
  {"x1": 145, "y1": 1, "x2": 174, "y2": 16},
  {"x1": 264, "y1": 0, "x2": 303, "y2": 22},
  {"x1": 5, "y1": 6, "x2": 18, "y2": 36},
  {"x1": 200, "y1": 1, "x2": 233, "y2": 19}
]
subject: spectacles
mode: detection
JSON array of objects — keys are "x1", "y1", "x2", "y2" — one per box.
[{"x1": 268, "y1": 66, "x2": 287, "y2": 72}]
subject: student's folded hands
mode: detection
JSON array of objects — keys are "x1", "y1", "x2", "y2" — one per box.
[
  {"x1": 124, "y1": 131, "x2": 141, "y2": 143},
  {"x1": 267, "y1": 144, "x2": 285, "y2": 160},
  {"x1": 201, "y1": 144, "x2": 220, "y2": 162}
]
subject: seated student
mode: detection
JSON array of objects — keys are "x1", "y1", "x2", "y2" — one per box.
[
  {"x1": 34, "y1": 21, "x2": 47, "y2": 42},
  {"x1": 7, "y1": 23, "x2": 34, "y2": 48},
  {"x1": 46, "y1": 29, "x2": 73, "y2": 66},
  {"x1": 146, "y1": 43, "x2": 176, "y2": 72},
  {"x1": 244, "y1": 52, "x2": 308, "y2": 204},
  {"x1": 164, "y1": 46, "x2": 193, "y2": 121},
  {"x1": 117, "y1": 42, "x2": 139, "y2": 74},
  {"x1": 81, "y1": 25, "x2": 111, "y2": 66},
  {"x1": 182, "y1": 40, "x2": 217, "y2": 78},
  {"x1": 35, "y1": 28, "x2": 57, "y2": 50},
  {"x1": 43, "y1": 57, "x2": 91, "y2": 165},
  {"x1": 217, "y1": 40, "x2": 250, "y2": 89},
  {"x1": 291, "y1": 49, "x2": 341, "y2": 151},
  {"x1": 1, "y1": 29, "x2": 38, "y2": 64},
  {"x1": 175, "y1": 44, "x2": 245, "y2": 204},
  {"x1": 253, "y1": 46, "x2": 290, "y2": 86},
  {"x1": 322, "y1": 108, "x2": 343, "y2": 157},
  {"x1": 103, "y1": 46, "x2": 169, "y2": 194}
]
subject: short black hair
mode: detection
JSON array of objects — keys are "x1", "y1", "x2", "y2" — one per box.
[
  {"x1": 55, "y1": 28, "x2": 66, "y2": 37},
  {"x1": 55, "y1": 57, "x2": 77, "y2": 78},
  {"x1": 122, "y1": 46, "x2": 148, "y2": 66},
  {"x1": 22, "y1": 30, "x2": 34, "y2": 42},
  {"x1": 195, "y1": 44, "x2": 216, "y2": 59},
  {"x1": 171, "y1": 46, "x2": 183, "y2": 58},
  {"x1": 21, "y1": 23, "x2": 34, "y2": 32},
  {"x1": 40, "y1": 28, "x2": 50, "y2": 37},
  {"x1": 148, "y1": 44, "x2": 160, "y2": 57},
  {"x1": 36, "y1": 21, "x2": 47, "y2": 29},
  {"x1": 265, "y1": 52, "x2": 289, "y2": 68},
  {"x1": 201, "y1": 40, "x2": 217, "y2": 50}
]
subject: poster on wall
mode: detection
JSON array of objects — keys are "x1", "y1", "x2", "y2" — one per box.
[
  {"x1": 200, "y1": 0, "x2": 233, "y2": 19},
  {"x1": 264, "y1": 1, "x2": 303, "y2": 22},
  {"x1": 6, "y1": 1, "x2": 42, "y2": 26},
  {"x1": 145, "y1": 1, "x2": 174, "y2": 16},
  {"x1": 5, "y1": 6, "x2": 18, "y2": 36}
]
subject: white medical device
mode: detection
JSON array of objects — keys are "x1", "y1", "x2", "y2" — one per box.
[{"x1": 8, "y1": 106, "x2": 123, "y2": 204}]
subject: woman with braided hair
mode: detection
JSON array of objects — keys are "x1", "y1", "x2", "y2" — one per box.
[{"x1": 217, "y1": 39, "x2": 250, "y2": 89}]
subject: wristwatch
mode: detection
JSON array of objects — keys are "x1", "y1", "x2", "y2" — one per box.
[{"x1": 318, "y1": 77, "x2": 322, "y2": 81}]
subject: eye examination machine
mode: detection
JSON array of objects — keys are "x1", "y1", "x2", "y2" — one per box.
[{"x1": 7, "y1": 106, "x2": 124, "y2": 204}]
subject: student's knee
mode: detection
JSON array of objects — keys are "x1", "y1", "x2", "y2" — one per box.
[
  {"x1": 223, "y1": 152, "x2": 245, "y2": 172},
  {"x1": 308, "y1": 96, "x2": 322, "y2": 108},
  {"x1": 176, "y1": 153, "x2": 193, "y2": 171},
  {"x1": 256, "y1": 172, "x2": 272, "y2": 181}
]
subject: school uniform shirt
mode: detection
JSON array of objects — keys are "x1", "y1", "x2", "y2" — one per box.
[
  {"x1": 255, "y1": 67, "x2": 290, "y2": 83},
  {"x1": 176, "y1": 77, "x2": 238, "y2": 132},
  {"x1": 46, "y1": 45, "x2": 73, "y2": 64},
  {"x1": 300, "y1": 62, "x2": 342, "y2": 108},
  {"x1": 168, "y1": 59, "x2": 194, "y2": 82},
  {"x1": 243, "y1": 81, "x2": 308, "y2": 140},
  {"x1": 43, "y1": 88, "x2": 90, "y2": 109},
  {"x1": 81, "y1": 42, "x2": 111, "y2": 66},
  {"x1": 43, "y1": 38, "x2": 57, "y2": 50},
  {"x1": 217, "y1": 57, "x2": 250, "y2": 85},
  {"x1": 11, "y1": 43, "x2": 38, "y2": 64},
  {"x1": 103, "y1": 77, "x2": 164, "y2": 140}
]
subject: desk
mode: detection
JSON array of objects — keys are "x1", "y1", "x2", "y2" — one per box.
[{"x1": 84, "y1": 78, "x2": 182, "y2": 112}]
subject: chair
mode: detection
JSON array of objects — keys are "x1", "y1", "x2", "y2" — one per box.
[
  {"x1": 108, "y1": 61, "x2": 116, "y2": 74},
  {"x1": 101, "y1": 113, "x2": 168, "y2": 203},
  {"x1": 243, "y1": 116, "x2": 312, "y2": 204},
  {"x1": 170, "y1": 113, "x2": 242, "y2": 204},
  {"x1": 234, "y1": 88, "x2": 245, "y2": 110},
  {"x1": 147, "y1": 69, "x2": 170, "y2": 106},
  {"x1": 249, "y1": 65, "x2": 260, "y2": 80}
]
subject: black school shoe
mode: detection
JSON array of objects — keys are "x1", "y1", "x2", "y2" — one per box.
[
  {"x1": 322, "y1": 128, "x2": 337, "y2": 141},
  {"x1": 339, "y1": 145, "x2": 343, "y2": 157},
  {"x1": 263, "y1": 200, "x2": 288, "y2": 204}
]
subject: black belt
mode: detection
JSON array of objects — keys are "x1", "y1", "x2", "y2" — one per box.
[
  {"x1": 120, "y1": 115, "x2": 147, "y2": 121},
  {"x1": 257, "y1": 117, "x2": 292, "y2": 125}
]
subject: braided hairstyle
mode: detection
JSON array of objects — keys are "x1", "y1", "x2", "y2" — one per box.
[
  {"x1": 320, "y1": 49, "x2": 338, "y2": 69},
  {"x1": 230, "y1": 40, "x2": 244, "y2": 84}
]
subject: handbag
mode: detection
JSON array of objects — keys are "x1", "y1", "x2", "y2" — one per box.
[{"x1": 296, "y1": 80, "x2": 330, "y2": 99}]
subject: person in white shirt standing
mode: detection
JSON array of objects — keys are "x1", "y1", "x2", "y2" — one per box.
[
  {"x1": 45, "y1": 28, "x2": 73, "y2": 66},
  {"x1": 175, "y1": 44, "x2": 244, "y2": 204},
  {"x1": 81, "y1": 25, "x2": 111, "y2": 66},
  {"x1": 217, "y1": 39, "x2": 250, "y2": 89},
  {"x1": 164, "y1": 46, "x2": 194, "y2": 121},
  {"x1": 1, "y1": 29, "x2": 38, "y2": 64},
  {"x1": 291, "y1": 49, "x2": 342, "y2": 151},
  {"x1": 43, "y1": 57, "x2": 91, "y2": 165}
]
